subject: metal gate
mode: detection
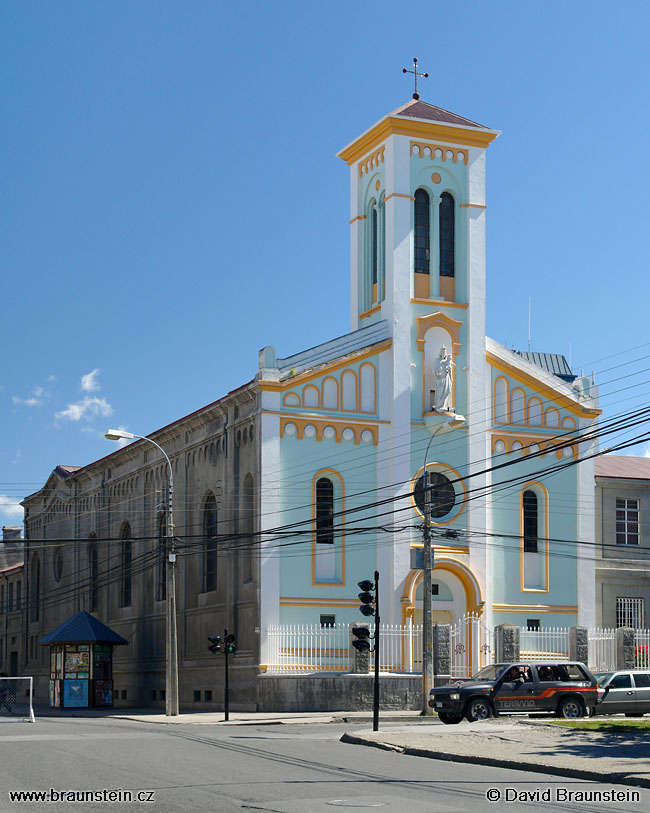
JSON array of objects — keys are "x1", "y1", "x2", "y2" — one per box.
[{"x1": 450, "y1": 613, "x2": 494, "y2": 678}]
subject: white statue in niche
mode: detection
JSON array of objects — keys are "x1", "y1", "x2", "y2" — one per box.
[{"x1": 433, "y1": 345, "x2": 454, "y2": 412}]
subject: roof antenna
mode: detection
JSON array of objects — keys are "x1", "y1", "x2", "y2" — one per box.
[
  {"x1": 402, "y1": 57, "x2": 428, "y2": 100},
  {"x1": 569, "y1": 340, "x2": 572, "y2": 369},
  {"x1": 528, "y1": 296, "x2": 532, "y2": 352}
]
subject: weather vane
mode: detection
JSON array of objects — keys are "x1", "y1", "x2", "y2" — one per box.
[{"x1": 402, "y1": 57, "x2": 428, "y2": 100}]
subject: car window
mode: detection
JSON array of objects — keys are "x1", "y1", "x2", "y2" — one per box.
[
  {"x1": 558, "y1": 664, "x2": 590, "y2": 682},
  {"x1": 537, "y1": 665, "x2": 563, "y2": 681},
  {"x1": 633, "y1": 673, "x2": 650, "y2": 688},
  {"x1": 609, "y1": 674, "x2": 632, "y2": 689},
  {"x1": 472, "y1": 664, "x2": 508, "y2": 682},
  {"x1": 594, "y1": 672, "x2": 613, "y2": 685}
]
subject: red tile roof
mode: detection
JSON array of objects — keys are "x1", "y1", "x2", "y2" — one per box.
[{"x1": 595, "y1": 455, "x2": 650, "y2": 481}]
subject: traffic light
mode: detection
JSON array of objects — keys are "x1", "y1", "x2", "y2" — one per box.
[
  {"x1": 351, "y1": 626, "x2": 372, "y2": 652},
  {"x1": 224, "y1": 632, "x2": 237, "y2": 654},
  {"x1": 207, "y1": 634, "x2": 222, "y2": 654},
  {"x1": 358, "y1": 579, "x2": 375, "y2": 617}
]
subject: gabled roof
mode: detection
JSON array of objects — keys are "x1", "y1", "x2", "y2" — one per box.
[
  {"x1": 595, "y1": 455, "x2": 650, "y2": 481},
  {"x1": 389, "y1": 99, "x2": 490, "y2": 130},
  {"x1": 39, "y1": 611, "x2": 128, "y2": 645}
]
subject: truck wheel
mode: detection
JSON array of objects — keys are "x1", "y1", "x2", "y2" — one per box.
[
  {"x1": 465, "y1": 697, "x2": 492, "y2": 722},
  {"x1": 438, "y1": 712, "x2": 462, "y2": 725},
  {"x1": 559, "y1": 697, "x2": 584, "y2": 719}
]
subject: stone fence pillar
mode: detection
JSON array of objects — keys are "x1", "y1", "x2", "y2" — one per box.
[
  {"x1": 495, "y1": 624, "x2": 520, "y2": 663},
  {"x1": 349, "y1": 623, "x2": 370, "y2": 674},
  {"x1": 569, "y1": 626, "x2": 589, "y2": 664},
  {"x1": 616, "y1": 627, "x2": 636, "y2": 670},
  {"x1": 433, "y1": 624, "x2": 451, "y2": 687}
]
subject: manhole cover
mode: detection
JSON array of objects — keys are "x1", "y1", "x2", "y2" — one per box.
[{"x1": 327, "y1": 802, "x2": 387, "y2": 808}]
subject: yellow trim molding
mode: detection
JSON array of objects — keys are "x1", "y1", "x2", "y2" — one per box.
[
  {"x1": 492, "y1": 603, "x2": 578, "y2": 614},
  {"x1": 519, "y1": 481, "x2": 550, "y2": 593},
  {"x1": 410, "y1": 141, "x2": 468, "y2": 165},
  {"x1": 385, "y1": 192, "x2": 415, "y2": 203},
  {"x1": 349, "y1": 214, "x2": 367, "y2": 225},
  {"x1": 339, "y1": 117, "x2": 499, "y2": 166},
  {"x1": 259, "y1": 339, "x2": 392, "y2": 391},
  {"x1": 312, "y1": 468, "x2": 345, "y2": 587},
  {"x1": 459, "y1": 203, "x2": 486, "y2": 209},
  {"x1": 487, "y1": 352, "x2": 601, "y2": 418},
  {"x1": 280, "y1": 417, "x2": 378, "y2": 445},
  {"x1": 358, "y1": 145, "x2": 386, "y2": 177},
  {"x1": 401, "y1": 558, "x2": 484, "y2": 624},
  {"x1": 411, "y1": 298, "x2": 468, "y2": 309},
  {"x1": 359, "y1": 303, "x2": 381, "y2": 319}
]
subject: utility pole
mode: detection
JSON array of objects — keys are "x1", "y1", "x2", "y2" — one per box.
[{"x1": 421, "y1": 472, "x2": 434, "y2": 714}]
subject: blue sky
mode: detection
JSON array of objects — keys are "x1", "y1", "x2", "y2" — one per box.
[{"x1": 2, "y1": 0, "x2": 650, "y2": 527}]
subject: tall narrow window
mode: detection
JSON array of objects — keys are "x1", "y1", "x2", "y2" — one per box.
[
  {"x1": 316, "y1": 478, "x2": 334, "y2": 544},
  {"x1": 371, "y1": 205, "x2": 378, "y2": 288},
  {"x1": 157, "y1": 513, "x2": 167, "y2": 601},
  {"x1": 242, "y1": 474, "x2": 254, "y2": 583},
  {"x1": 203, "y1": 494, "x2": 218, "y2": 592},
  {"x1": 89, "y1": 543, "x2": 98, "y2": 612},
  {"x1": 30, "y1": 555, "x2": 40, "y2": 621},
  {"x1": 414, "y1": 189, "x2": 430, "y2": 274},
  {"x1": 120, "y1": 523, "x2": 132, "y2": 607},
  {"x1": 439, "y1": 192, "x2": 455, "y2": 277},
  {"x1": 523, "y1": 491, "x2": 538, "y2": 553}
]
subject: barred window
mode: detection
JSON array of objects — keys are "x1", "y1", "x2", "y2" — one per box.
[
  {"x1": 616, "y1": 498, "x2": 639, "y2": 545},
  {"x1": 616, "y1": 597, "x2": 644, "y2": 628}
]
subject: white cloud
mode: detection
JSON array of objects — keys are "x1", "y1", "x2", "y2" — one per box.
[
  {"x1": 0, "y1": 495, "x2": 23, "y2": 518},
  {"x1": 12, "y1": 394, "x2": 41, "y2": 407},
  {"x1": 80, "y1": 368, "x2": 101, "y2": 393},
  {"x1": 55, "y1": 396, "x2": 113, "y2": 423}
]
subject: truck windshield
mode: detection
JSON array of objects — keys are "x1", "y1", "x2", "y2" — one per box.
[{"x1": 470, "y1": 664, "x2": 509, "y2": 682}]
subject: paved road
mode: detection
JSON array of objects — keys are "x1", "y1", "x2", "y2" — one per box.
[{"x1": 0, "y1": 717, "x2": 647, "y2": 812}]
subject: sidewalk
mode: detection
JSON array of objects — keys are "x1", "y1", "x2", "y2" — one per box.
[{"x1": 341, "y1": 719, "x2": 650, "y2": 789}]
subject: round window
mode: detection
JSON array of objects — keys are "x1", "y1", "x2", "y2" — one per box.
[{"x1": 413, "y1": 471, "x2": 456, "y2": 519}]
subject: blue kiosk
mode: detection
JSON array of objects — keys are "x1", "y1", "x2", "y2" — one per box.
[{"x1": 40, "y1": 611, "x2": 128, "y2": 708}]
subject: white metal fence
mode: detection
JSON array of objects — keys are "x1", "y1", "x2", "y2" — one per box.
[
  {"x1": 636, "y1": 629, "x2": 650, "y2": 668},
  {"x1": 265, "y1": 623, "x2": 423, "y2": 674},
  {"x1": 588, "y1": 628, "x2": 617, "y2": 672},
  {"x1": 520, "y1": 626, "x2": 569, "y2": 661},
  {"x1": 450, "y1": 613, "x2": 494, "y2": 678},
  {"x1": 0, "y1": 677, "x2": 35, "y2": 722},
  {"x1": 264, "y1": 623, "x2": 650, "y2": 676}
]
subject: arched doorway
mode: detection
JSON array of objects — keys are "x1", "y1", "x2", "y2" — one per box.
[{"x1": 402, "y1": 557, "x2": 483, "y2": 627}]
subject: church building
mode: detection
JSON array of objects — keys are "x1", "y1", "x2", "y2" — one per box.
[{"x1": 10, "y1": 94, "x2": 600, "y2": 708}]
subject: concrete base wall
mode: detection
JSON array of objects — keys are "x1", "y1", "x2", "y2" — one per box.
[{"x1": 258, "y1": 674, "x2": 423, "y2": 712}]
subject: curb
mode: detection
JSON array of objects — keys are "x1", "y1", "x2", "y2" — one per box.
[{"x1": 340, "y1": 733, "x2": 650, "y2": 790}]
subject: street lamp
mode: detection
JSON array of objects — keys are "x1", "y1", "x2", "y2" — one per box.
[
  {"x1": 105, "y1": 429, "x2": 179, "y2": 717},
  {"x1": 420, "y1": 414, "x2": 466, "y2": 713}
]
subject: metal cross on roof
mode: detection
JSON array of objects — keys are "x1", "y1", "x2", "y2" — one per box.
[{"x1": 402, "y1": 57, "x2": 429, "y2": 100}]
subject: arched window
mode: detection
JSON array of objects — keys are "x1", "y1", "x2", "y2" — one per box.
[
  {"x1": 494, "y1": 378, "x2": 508, "y2": 424},
  {"x1": 439, "y1": 192, "x2": 455, "y2": 277},
  {"x1": 203, "y1": 494, "x2": 218, "y2": 592},
  {"x1": 30, "y1": 554, "x2": 40, "y2": 622},
  {"x1": 511, "y1": 388, "x2": 526, "y2": 425},
  {"x1": 157, "y1": 513, "x2": 167, "y2": 602},
  {"x1": 371, "y1": 204, "x2": 378, "y2": 288},
  {"x1": 523, "y1": 491, "x2": 538, "y2": 553},
  {"x1": 316, "y1": 478, "x2": 334, "y2": 544},
  {"x1": 88, "y1": 539, "x2": 98, "y2": 613},
  {"x1": 414, "y1": 189, "x2": 430, "y2": 275},
  {"x1": 120, "y1": 523, "x2": 132, "y2": 607}
]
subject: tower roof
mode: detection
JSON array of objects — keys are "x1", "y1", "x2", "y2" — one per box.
[
  {"x1": 338, "y1": 98, "x2": 499, "y2": 166},
  {"x1": 389, "y1": 99, "x2": 490, "y2": 130}
]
